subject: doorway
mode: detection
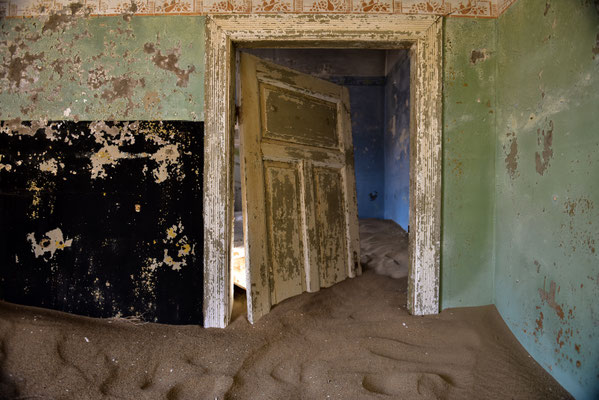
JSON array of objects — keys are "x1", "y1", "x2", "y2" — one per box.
[
  {"x1": 231, "y1": 48, "x2": 411, "y2": 322},
  {"x1": 203, "y1": 14, "x2": 442, "y2": 328}
]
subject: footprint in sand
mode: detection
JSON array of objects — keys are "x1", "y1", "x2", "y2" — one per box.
[{"x1": 362, "y1": 371, "x2": 453, "y2": 399}]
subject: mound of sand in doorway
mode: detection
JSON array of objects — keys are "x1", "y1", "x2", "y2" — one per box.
[
  {"x1": 360, "y1": 218, "x2": 409, "y2": 279},
  {"x1": 0, "y1": 272, "x2": 570, "y2": 399}
]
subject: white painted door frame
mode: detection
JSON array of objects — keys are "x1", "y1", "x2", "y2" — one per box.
[{"x1": 203, "y1": 14, "x2": 443, "y2": 328}]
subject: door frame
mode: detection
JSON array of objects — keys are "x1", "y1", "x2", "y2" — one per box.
[{"x1": 203, "y1": 14, "x2": 443, "y2": 328}]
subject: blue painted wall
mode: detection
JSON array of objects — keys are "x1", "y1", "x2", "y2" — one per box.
[
  {"x1": 383, "y1": 53, "x2": 410, "y2": 229},
  {"x1": 348, "y1": 83, "x2": 386, "y2": 219}
]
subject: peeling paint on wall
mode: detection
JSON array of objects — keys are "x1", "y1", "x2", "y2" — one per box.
[
  {"x1": 0, "y1": 15, "x2": 204, "y2": 121},
  {"x1": 150, "y1": 144, "x2": 183, "y2": 184},
  {"x1": 504, "y1": 132, "x2": 519, "y2": 179},
  {"x1": 2, "y1": 120, "x2": 188, "y2": 185},
  {"x1": 535, "y1": 118, "x2": 553, "y2": 176},
  {"x1": 148, "y1": 220, "x2": 195, "y2": 272},
  {"x1": 38, "y1": 157, "x2": 63, "y2": 175},
  {"x1": 0, "y1": 120, "x2": 204, "y2": 324},
  {"x1": 144, "y1": 41, "x2": 196, "y2": 88},
  {"x1": 469, "y1": 49, "x2": 488, "y2": 64},
  {"x1": 495, "y1": 0, "x2": 599, "y2": 396},
  {"x1": 26, "y1": 228, "x2": 73, "y2": 259}
]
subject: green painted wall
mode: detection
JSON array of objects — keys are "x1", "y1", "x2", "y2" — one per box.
[
  {"x1": 0, "y1": 15, "x2": 204, "y2": 121},
  {"x1": 1, "y1": 12, "x2": 499, "y2": 312},
  {"x1": 495, "y1": 0, "x2": 599, "y2": 397},
  {"x1": 441, "y1": 18, "x2": 496, "y2": 309},
  {"x1": 3, "y1": 7, "x2": 597, "y2": 397}
]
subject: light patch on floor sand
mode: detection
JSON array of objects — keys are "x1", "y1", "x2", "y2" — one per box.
[{"x1": 26, "y1": 228, "x2": 73, "y2": 259}]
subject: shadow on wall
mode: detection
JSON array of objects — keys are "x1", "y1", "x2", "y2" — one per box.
[{"x1": 384, "y1": 51, "x2": 410, "y2": 230}]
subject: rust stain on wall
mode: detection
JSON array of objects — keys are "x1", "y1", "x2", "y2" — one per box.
[
  {"x1": 556, "y1": 328, "x2": 564, "y2": 348},
  {"x1": 563, "y1": 197, "x2": 593, "y2": 217},
  {"x1": 535, "y1": 119, "x2": 553, "y2": 175},
  {"x1": 562, "y1": 197, "x2": 596, "y2": 254},
  {"x1": 538, "y1": 278, "x2": 565, "y2": 320},
  {"x1": 534, "y1": 311, "x2": 544, "y2": 339},
  {"x1": 448, "y1": 157, "x2": 463, "y2": 178}
]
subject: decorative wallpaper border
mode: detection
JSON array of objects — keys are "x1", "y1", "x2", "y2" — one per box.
[{"x1": 0, "y1": 0, "x2": 518, "y2": 18}]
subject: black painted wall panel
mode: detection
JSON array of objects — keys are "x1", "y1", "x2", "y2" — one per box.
[{"x1": 0, "y1": 121, "x2": 204, "y2": 325}]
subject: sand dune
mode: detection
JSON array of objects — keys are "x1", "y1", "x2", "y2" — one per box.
[{"x1": 0, "y1": 271, "x2": 570, "y2": 399}]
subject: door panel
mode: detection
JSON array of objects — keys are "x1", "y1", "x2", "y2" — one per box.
[
  {"x1": 264, "y1": 161, "x2": 306, "y2": 304},
  {"x1": 260, "y1": 83, "x2": 339, "y2": 148},
  {"x1": 240, "y1": 53, "x2": 360, "y2": 324},
  {"x1": 312, "y1": 166, "x2": 348, "y2": 288}
]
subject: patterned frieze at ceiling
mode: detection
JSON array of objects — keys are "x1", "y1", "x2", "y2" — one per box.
[{"x1": 1, "y1": 0, "x2": 518, "y2": 18}]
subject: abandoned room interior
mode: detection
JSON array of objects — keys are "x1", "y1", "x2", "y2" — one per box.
[{"x1": 0, "y1": 0, "x2": 597, "y2": 399}]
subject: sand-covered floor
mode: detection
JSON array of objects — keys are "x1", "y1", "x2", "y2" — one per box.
[
  {"x1": 0, "y1": 271, "x2": 571, "y2": 400},
  {"x1": 359, "y1": 219, "x2": 409, "y2": 279}
]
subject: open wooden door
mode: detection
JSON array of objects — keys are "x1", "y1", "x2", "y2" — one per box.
[{"x1": 239, "y1": 53, "x2": 361, "y2": 324}]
